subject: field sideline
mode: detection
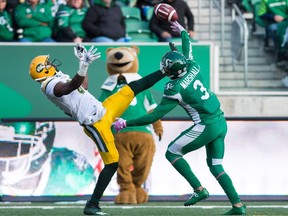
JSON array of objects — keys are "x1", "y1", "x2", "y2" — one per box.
[{"x1": 0, "y1": 201, "x2": 288, "y2": 215}]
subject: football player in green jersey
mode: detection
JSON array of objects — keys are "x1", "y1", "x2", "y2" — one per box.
[{"x1": 113, "y1": 21, "x2": 246, "y2": 215}]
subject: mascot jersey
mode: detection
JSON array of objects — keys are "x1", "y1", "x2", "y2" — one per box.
[{"x1": 100, "y1": 73, "x2": 157, "y2": 134}]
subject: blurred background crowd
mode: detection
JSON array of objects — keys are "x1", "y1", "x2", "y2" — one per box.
[{"x1": 0, "y1": 0, "x2": 195, "y2": 43}]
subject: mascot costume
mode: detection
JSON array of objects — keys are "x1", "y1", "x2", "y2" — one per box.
[{"x1": 99, "y1": 46, "x2": 163, "y2": 204}]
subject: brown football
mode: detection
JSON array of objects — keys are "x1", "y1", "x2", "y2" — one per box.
[{"x1": 154, "y1": 3, "x2": 178, "y2": 22}]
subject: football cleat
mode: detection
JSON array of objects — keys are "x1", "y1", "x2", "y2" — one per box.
[
  {"x1": 83, "y1": 201, "x2": 109, "y2": 215},
  {"x1": 223, "y1": 204, "x2": 246, "y2": 215},
  {"x1": 184, "y1": 188, "x2": 209, "y2": 206}
]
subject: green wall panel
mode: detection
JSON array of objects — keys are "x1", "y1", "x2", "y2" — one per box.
[{"x1": 0, "y1": 43, "x2": 211, "y2": 119}]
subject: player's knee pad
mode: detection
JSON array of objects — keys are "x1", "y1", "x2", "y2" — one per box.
[{"x1": 165, "y1": 150, "x2": 181, "y2": 164}]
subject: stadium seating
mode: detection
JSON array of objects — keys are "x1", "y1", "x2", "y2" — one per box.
[
  {"x1": 125, "y1": 20, "x2": 157, "y2": 42},
  {"x1": 145, "y1": 6, "x2": 154, "y2": 21},
  {"x1": 121, "y1": 6, "x2": 142, "y2": 23}
]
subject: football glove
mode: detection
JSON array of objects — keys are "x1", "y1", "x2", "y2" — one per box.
[
  {"x1": 113, "y1": 118, "x2": 127, "y2": 133},
  {"x1": 74, "y1": 43, "x2": 86, "y2": 61},
  {"x1": 84, "y1": 45, "x2": 101, "y2": 66},
  {"x1": 75, "y1": 45, "x2": 101, "y2": 77},
  {"x1": 170, "y1": 21, "x2": 185, "y2": 34}
]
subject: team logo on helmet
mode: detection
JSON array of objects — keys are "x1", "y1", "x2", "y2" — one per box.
[
  {"x1": 36, "y1": 63, "x2": 45, "y2": 73},
  {"x1": 163, "y1": 58, "x2": 174, "y2": 69}
]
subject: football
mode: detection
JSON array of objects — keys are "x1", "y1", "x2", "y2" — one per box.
[{"x1": 154, "y1": 3, "x2": 178, "y2": 22}]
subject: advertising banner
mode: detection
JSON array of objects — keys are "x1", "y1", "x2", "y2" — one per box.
[{"x1": 0, "y1": 119, "x2": 287, "y2": 197}]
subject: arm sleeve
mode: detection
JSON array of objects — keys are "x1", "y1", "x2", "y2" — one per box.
[
  {"x1": 56, "y1": 9, "x2": 70, "y2": 28},
  {"x1": 181, "y1": 30, "x2": 193, "y2": 60},
  {"x1": 32, "y1": 5, "x2": 54, "y2": 23},
  {"x1": 126, "y1": 97, "x2": 178, "y2": 126},
  {"x1": 257, "y1": 0, "x2": 268, "y2": 17},
  {"x1": 14, "y1": 6, "x2": 41, "y2": 27}
]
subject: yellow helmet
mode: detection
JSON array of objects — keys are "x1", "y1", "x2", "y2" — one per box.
[{"x1": 29, "y1": 55, "x2": 57, "y2": 82}]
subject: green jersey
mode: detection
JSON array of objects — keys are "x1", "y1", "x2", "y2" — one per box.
[
  {"x1": 53, "y1": 4, "x2": 87, "y2": 39},
  {"x1": 258, "y1": 0, "x2": 288, "y2": 18},
  {"x1": 127, "y1": 30, "x2": 222, "y2": 126},
  {"x1": 14, "y1": 2, "x2": 54, "y2": 41},
  {"x1": 0, "y1": 11, "x2": 14, "y2": 41}
]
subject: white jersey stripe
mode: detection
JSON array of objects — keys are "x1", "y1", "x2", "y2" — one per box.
[
  {"x1": 85, "y1": 125, "x2": 108, "y2": 152},
  {"x1": 168, "y1": 124, "x2": 205, "y2": 155}
]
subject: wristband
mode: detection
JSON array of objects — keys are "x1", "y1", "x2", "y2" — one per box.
[{"x1": 77, "y1": 61, "x2": 88, "y2": 77}]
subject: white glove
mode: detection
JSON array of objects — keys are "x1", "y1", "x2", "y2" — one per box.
[
  {"x1": 170, "y1": 21, "x2": 185, "y2": 34},
  {"x1": 83, "y1": 45, "x2": 101, "y2": 66},
  {"x1": 74, "y1": 43, "x2": 87, "y2": 61},
  {"x1": 76, "y1": 45, "x2": 101, "y2": 77},
  {"x1": 113, "y1": 118, "x2": 127, "y2": 133}
]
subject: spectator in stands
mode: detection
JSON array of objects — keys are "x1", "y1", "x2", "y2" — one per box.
[
  {"x1": 0, "y1": 0, "x2": 15, "y2": 41},
  {"x1": 135, "y1": 0, "x2": 163, "y2": 21},
  {"x1": 48, "y1": 0, "x2": 67, "y2": 17},
  {"x1": 149, "y1": 0, "x2": 195, "y2": 42},
  {"x1": 53, "y1": 0, "x2": 90, "y2": 42},
  {"x1": 258, "y1": 0, "x2": 288, "y2": 62},
  {"x1": 82, "y1": 0, "x2": 127, "y2": 42},
  {"x1": 14, "y1": 0, "x2": 55, "y2": 42}
]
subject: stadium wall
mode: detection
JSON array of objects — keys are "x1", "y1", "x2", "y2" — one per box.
[{"x1": 0, "y1": 42, "x2": 214, "y2": 119}]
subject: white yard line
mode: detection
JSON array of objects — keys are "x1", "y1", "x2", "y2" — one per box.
[{"x1": 0, "y1": 205, "x2": 287, "y2": 209}]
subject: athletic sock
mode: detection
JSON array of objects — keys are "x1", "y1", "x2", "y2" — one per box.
[
  {"x1": 171, "y1": 157, "x2": 201, "y2": 190},
  {"x1": 89, "y1": 162, "x2": 118, "y2": 204},
  {"x1": 218, "y1": 172, "x2": 241, "y2": 204}
]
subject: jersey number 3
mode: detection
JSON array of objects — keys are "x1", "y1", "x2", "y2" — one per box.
[{"x1": 193, "y1": 80, "x2": 209, "y2": 100}]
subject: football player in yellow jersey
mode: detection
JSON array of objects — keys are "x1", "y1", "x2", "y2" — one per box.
[{"x1": 29, "y1": 44, "x2": 165, "y2": 215}]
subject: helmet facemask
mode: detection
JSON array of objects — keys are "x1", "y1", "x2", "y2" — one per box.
[{"x1": 29, "y1": 55, "x2": 62, "y2": 82}]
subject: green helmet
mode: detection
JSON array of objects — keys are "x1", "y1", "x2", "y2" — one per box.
[{"x1": 160, "y1": 51, "x2": 187, "y2": 79}]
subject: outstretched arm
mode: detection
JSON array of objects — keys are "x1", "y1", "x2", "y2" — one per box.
[
  {"x1": 170, "y1": 21, "x2": 193, "y2": 60},
  {"x1": 113, "y1": 97, "x2": 178, "y2": 132},
  {"x1": 54, "y1": 44, "x2": 101, "y2": 97}
]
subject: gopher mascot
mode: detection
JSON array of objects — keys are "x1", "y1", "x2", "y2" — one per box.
[{"x1": 99, "y1": 46, "x2": 163, "y2": 204}]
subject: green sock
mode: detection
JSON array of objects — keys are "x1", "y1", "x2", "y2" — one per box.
[
  {"x1": 218, "y1": 173, "x2": 241, "y2": 204},
  {"x1": 171, "y1": 157, "x2": 201, "y2": 190}
]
